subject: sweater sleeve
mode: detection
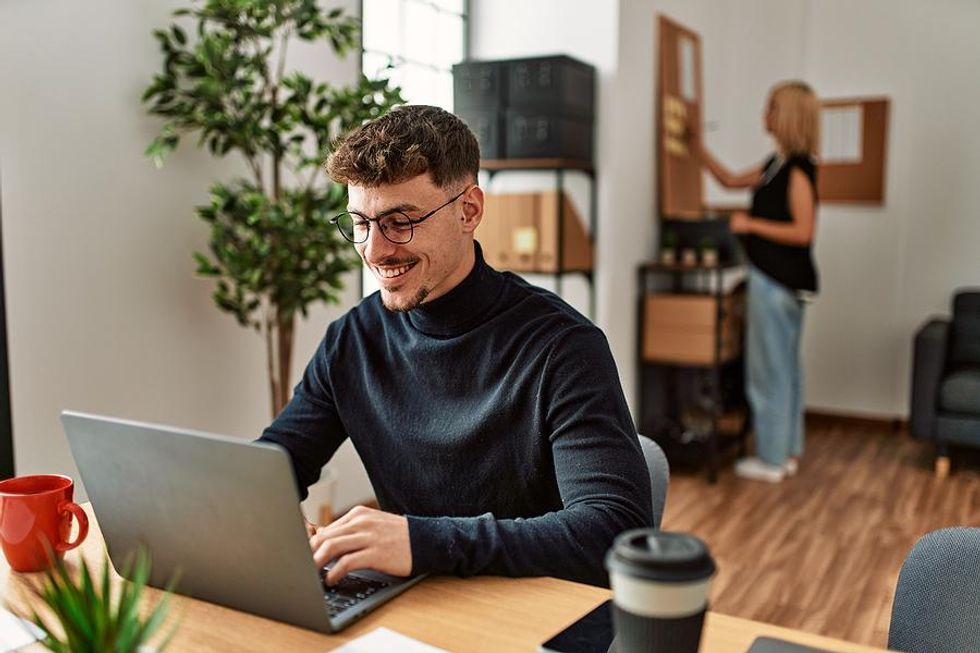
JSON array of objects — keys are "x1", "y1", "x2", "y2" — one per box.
[
  {"x1": 406, "y1": 326, "x2": 653, "y2": 587},
  {"x1": 257, "y1": 328, "x2": 349, "y2": 500}
]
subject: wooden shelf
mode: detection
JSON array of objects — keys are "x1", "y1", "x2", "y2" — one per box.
[{"x1": 480, "y1": 158, "x2": 594, "y2": 173}]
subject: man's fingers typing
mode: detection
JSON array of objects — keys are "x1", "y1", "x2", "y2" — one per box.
[
  {"x1": 312, "y1": 533, "x2": 369, "y2": 569},
  {"x1": 325, "y1": 550, "x2": 373, "y2": 586}
]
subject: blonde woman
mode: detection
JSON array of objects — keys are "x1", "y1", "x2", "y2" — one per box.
[{"x1": 698, "y1": 81, "x2": 819, "y2": 483}]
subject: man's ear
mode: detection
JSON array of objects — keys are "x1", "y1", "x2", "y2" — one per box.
[{"x1": 459, "y1": 185, "x2": 484, "y2": 234}]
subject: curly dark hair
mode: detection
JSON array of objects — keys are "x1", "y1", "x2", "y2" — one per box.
[{"x1": 326, "y1": 105, "x2": 480, "y2": 189}]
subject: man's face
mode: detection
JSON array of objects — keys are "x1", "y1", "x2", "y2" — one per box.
[{"x1": 349, "y1": 174, "x2": 483, "y2": 312}]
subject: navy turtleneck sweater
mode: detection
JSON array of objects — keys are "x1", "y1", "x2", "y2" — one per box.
[{"x1": 259, "y1": 243, "x2": 652, "y2": 587}]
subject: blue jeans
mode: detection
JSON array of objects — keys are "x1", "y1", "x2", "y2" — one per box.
[{"x1": 745, "y1": 265, "x2": 805, "y2": 466}]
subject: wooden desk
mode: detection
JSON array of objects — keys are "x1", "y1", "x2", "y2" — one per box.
[{"x1": 0, "y1": 506, "x2": 890, "y2": 652}]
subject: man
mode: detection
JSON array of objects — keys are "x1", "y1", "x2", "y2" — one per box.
[{"x1": 259, "y1": 105, "x2": 651, "y2": 588}]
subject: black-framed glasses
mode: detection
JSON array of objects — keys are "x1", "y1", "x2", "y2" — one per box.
[{"x1": 330, "y1": 186, "x2": 472, "y2": 245}]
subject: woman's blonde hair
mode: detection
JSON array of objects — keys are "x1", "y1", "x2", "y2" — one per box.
[{"x1": 769, "y1": 81, "x2": 819, "y2": 157}]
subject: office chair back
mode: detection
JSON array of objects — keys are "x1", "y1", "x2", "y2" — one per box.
[
  {"x1": 637, "y1": 434, "x2": 669, "y2": 529},
  {"x1": 888, "y1": 527, "x2": 980, "y2": 652}
]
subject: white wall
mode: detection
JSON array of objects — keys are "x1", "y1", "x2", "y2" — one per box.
[
  {"x1": 471, "y1": 0, "x2": 807, "y2": 415},
  {"x1": 473, "y1": 0, "x2": 980, "y2": 420},
  {"x1": 802, "y1": 0, "x2": 980, "y2": 416},
  {"x1": 469, "y1": 0, "x2": 620, "y2": 326},
  {"x1": 471, "y1": 0, "x2": 635, "y2": 401},
  {"x1": 4, "y1": 0, "x2": 976, "y2": 509},
  {"x1": 661, "y1": 0, "x2": 980, "y2": 417},
  {"x1": 0, "y1": 0, "x2": 373, "y2": 509}
]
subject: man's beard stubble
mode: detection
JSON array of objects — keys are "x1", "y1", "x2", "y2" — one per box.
[{"x1": 381, "y1": 285, "x2": 430, "y2": 312}]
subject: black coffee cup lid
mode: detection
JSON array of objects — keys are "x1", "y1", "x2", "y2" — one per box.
[{"x1": 605, "y1": 529, "x2": 715, "y2": 583}]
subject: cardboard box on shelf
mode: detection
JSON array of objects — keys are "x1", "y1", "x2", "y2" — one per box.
[
  {"x1": 642, "y1": 291, "x2": 744, "y2": 365},
  {"x1": 479, "y1": 191, "x2": 592, "y2": 273}
]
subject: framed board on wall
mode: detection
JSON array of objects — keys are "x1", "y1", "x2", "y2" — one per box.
[
  {"x1": 817, "y1": 96, "x2": 890, "y2": 204},
  {"x1": 656, "y1": 14, "x2": 703, "y2": 219}
]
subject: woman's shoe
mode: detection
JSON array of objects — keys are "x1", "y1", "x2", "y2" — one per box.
[
  {"x1": 784, "y1": 457, "x2": 799, "y2": 476},
  {"x1": 734, "y1": 457, "x2": 786, "y2": 483}
]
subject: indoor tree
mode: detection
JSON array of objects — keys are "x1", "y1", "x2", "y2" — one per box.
[{"x1": 143, "y1": 0, "x2": 403, "y2": 415}]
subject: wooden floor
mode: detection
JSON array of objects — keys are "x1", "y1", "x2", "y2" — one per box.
[{"x1": 662, "y1": 418, "x2": 980, "y2": 649}]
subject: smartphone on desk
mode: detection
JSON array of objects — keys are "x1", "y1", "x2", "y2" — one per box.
[{"x1": 539, "y1": 599, "x2": 614, "y2": 653}]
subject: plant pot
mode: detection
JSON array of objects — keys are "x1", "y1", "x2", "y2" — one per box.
[
  {"x1": 681, "y1": 248, "x2": 697, "y2": 267},
  {"x1": 660, "y1": 249, "x2": 677, "y2": 265},
  {"x1": 701, "y1": 249, "x2": 718, "y2": 267}
]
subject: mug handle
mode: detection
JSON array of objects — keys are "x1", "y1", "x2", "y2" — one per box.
[{"x1": 56, "y1": 501, "x2": 90, "y2": 552}]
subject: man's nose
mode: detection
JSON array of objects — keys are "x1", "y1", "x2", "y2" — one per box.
[{"x1": 361, "y1": 223, "x2": 398, "y2": 262}]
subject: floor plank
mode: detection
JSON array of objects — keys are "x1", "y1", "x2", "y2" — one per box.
[{"x1": 661, "y1": 419, "x2": 980, "y2": 648}]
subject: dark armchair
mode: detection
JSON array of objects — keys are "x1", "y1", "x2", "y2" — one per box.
[{"x1": 910, "y1": 289, "x2": 980, "y2": 477}]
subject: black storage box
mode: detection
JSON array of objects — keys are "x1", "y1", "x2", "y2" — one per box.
[
  {"x1": 505, "y1": 110, "x2": 593, "y2": 161},
  {"x1": 507, "y1": 55, "x2": 595, "y2": 120},
  {"x1": 452, "y1": 60, "x2": 507, "y2": 111},
  {"x1": 453, "y1": 55, "x2": 596, "y2": 161},
  {"x1": 456, "y1": 107, "x2": 506, "y2": 159}
]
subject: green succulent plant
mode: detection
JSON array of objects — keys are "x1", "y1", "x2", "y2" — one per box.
[
  {"x1": 142, "y1": 0, "x2": 404, "y2": 415},
  {"x1": 23, "y1": 549, "x2": 178, "y2": 653}
]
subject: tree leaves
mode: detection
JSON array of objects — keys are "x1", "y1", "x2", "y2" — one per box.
[
  {"x1": 142, "y1": 1, "x2": 403, "y2": 329},
  {"x1": 194, "y1": 179, "x2": 359, "y2": 328},
  {"x1": 170, "y1": 24, "x2": 187, "y2": 45},
  {"x1": 144, "y1": 125, "x2": 180, "y2": 169}
]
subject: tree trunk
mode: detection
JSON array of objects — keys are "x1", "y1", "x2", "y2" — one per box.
[{"x1": 266, "y1": 306, "x2": 296, "y2": 418}]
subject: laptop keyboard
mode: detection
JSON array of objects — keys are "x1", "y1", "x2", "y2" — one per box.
[{"x1": 323, "y1": 573, "x2": 392, "y2": 618}]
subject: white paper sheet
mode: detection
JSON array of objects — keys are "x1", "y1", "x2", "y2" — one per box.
[
  {"x1": 330, "y1": 627, "x2": 448, "y2": 653},
  {"x1": 820, "y1": 106, "x2": 863, "y2": 163},
  {"x1": 679, "y1": 36, "x2": 696, "y2": 101},
  {"x1": 0, "y1": 608, "x2": 44, "y2": 652}
]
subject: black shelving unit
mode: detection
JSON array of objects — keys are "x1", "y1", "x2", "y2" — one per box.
[
  {"x1": 481, "y1": 158, "x2": 597, "y2": 320},
  {"x1": 635, "y1": 261, "x2": 748, "y2": 482}
]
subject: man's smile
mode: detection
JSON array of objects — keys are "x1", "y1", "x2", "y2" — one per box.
[{"x1": 372, "y1": 261, "x2": 419, "y2": 282}]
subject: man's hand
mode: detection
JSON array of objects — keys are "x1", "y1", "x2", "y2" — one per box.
[
  {"x1": 729, "y1": 210, "x2": 753, "y2": 234},
  {"x1": 309, "y1": 505, "x2": 412, "y2": 586}
]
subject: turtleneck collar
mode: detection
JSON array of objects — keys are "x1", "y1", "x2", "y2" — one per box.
[{"x1": 406, "y1": 242, "x2": 504, "y2": 337}]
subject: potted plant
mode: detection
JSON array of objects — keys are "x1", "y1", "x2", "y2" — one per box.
[
  {"x1": 660, "y1": 229, "x2": 679, "y2": 265},
  {"x1": 142, "y1": 0, "x2": 404, "y2": 416},
  {"x1": 681, "y1": 247, "x2": 698, "y2": 267},
  {"x1": 19, "y1": 549, "x2": 178, "y2": 653},
  {"x1": 699, "y1": 237, "x2": 718, "y2": 267}
]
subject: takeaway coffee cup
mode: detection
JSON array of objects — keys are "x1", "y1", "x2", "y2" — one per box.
[
  {"x1": 0, "y1": 474, "x2": 89, "y2": 572},
  {"x1": 605, "y1": 529, "x2": 715, "y2": 653}
]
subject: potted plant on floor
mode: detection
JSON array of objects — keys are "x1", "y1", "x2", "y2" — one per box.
[{"x1": 142, "y1": 0, "x2": 404, "y2": 416}]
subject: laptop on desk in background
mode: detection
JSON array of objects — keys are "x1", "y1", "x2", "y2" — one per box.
[{"x1": 60, "y1": 410, "x2": 425, "y2": 634}]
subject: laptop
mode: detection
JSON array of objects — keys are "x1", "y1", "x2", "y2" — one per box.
[{"x1": 60, "y1": 410, "x2": 425, "y2": 633}]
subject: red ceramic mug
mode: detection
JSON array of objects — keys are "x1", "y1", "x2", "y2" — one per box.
[{"x1": 0, "y1": 474, "x2": 89, "y2": 572}]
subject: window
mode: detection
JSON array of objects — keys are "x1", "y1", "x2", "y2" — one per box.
[
  {"x1": 358, "y1": 0, "x2": 469, "y2": 297},
  {"x1": 361, "y1": 0, "x2": 468, "y2": 110}
]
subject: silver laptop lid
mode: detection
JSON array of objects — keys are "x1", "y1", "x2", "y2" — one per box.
[{"x1": 60, "y1": 411, "x2": 333, "y2": 633}]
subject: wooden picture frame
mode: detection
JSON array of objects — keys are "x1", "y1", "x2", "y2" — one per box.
[
  {"x1": 657, "y1": 15, "x2": 704, "y2": 219},
  {"x1": 817, "y1": 96, "x2": 890, "y2": 204}
]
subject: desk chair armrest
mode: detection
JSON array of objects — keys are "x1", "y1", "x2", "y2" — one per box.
[{"x1": 909, "y1": 318, "x2": 950, "y2": 440}]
